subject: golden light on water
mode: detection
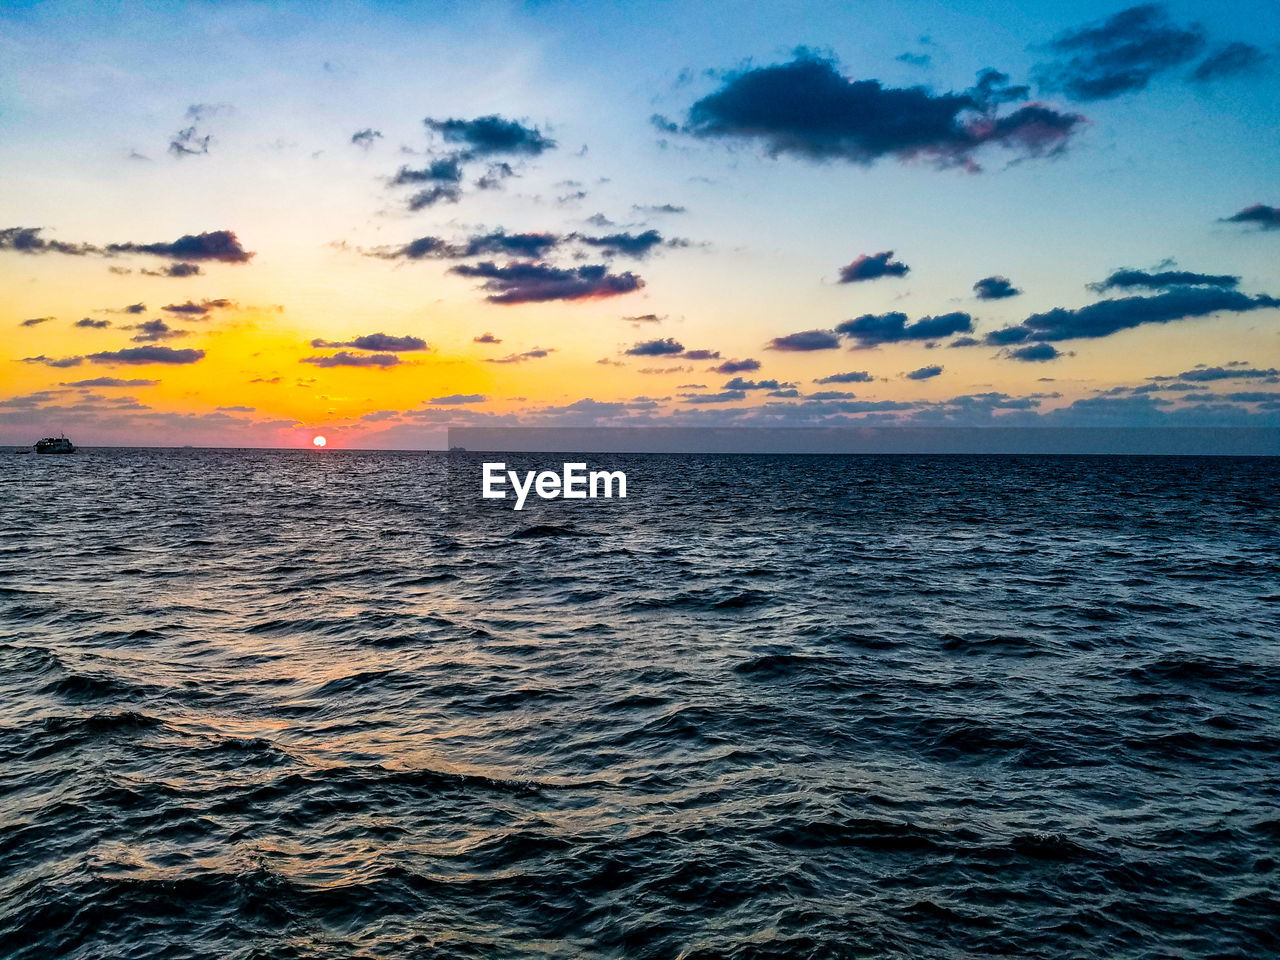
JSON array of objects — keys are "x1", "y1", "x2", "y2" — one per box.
[{"x1": 313, "y1": 436, "x2": 327, "y2": 448}]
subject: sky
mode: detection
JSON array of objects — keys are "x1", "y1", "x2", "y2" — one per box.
[{"x1": 2, "y1": 0, "x2": 1278, "y2": 448}]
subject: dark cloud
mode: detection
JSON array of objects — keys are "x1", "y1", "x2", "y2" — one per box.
[
  {"x1": 633, "y1": 203, "x2": 687, "y2": 215},
  {"x1": 310, "y1": 333, "x2": 429, "y2": 352},
  {"x1": 168, "y1": 104, "x2": 226, "y2": 157},
  {"x1": 1219, "y1": 391, "x2": 1280, "y2": 402},
  {"x1": 1034, "y1": 4, "x2": 1207, "y2": 101},
  {"x1": 1, "y1": 226, "x2": 98, "y2": 256},
  {"x1": 1190, "y1": 42, "x2": 1270, "y2": 83},
  {"x1": 576, "y1": 230, "x2": 666, "y2": 258},
  {"x1": 534, "y1": 397, "x2": 635, "y2": 420},
  {"x1": 142, "y1": 262, "x2": 203, "y2": 278},
  {"x1": 5, "y1": 228, "x2": 233, "y2": 271},
  {"x1": 129, "y1": 319, "x2": 188, "y2": 342},
  {"x1": 638, "y1": 365, "x2": 690, "y2": 374},
  {"x1": 724, "y1": 377, "x2": 786, "y2": 390},
  {"x1": 969, "y1": 68, "x2": 1032, "y2": 108},
  {"x1": 424, "y1": 115, "x2": 555, "y2": 156},
  {"x1": 948, "y1": 336, "x2": 981, "y2": 347},
  {"x1": 351, "y1": 128, "x2": 383, "y2": 147},
  {"x1": 476, "y1": 162, "x2": 517, "y2": 190},
  {"x1": 75, "y1": 318, "x2": 111, "y2": 328},
  {"x1": 1151, "y1": 365, "x2": 1279, "y2": 383},
  {"x1": 808, "y1": 390, "x2": 859, "y2": 400},
  {"x1": 1221, "y1": 204, "x2": 1280, "y2": 231},
  {"x1": 626, "y1": 338, "x2": 685, "y2": 356},
  {"x1": 390, "y1": 158, "x2": 464, "y2": 185},
  {"x1": 1032, "y1": 393, "x2": 1230, "y2": 426},
  {"x1": 161, "y1": 298, "x2": 235, "y2": 316},
  {"x1": 407, "y1": 185, "x2": 463, "y2": 210},
  {"x1": 485, "y1": 348, "x2": 553, "y2": 364},
  {"x1": 118, "y1": 303, "x2": 147, "y2": 314},
  {"x1": 169, "y1": 120, "x2": 211, "y2": 157},
  {"x1": 814, "y1": 370, "x2": 873, "y2": 383},
  {"x1": 681, "y1": 349, "x2": 721, "y2": 360},
  {"x1": 906, "y1": 364, "x2": 944, "y2": 380},
  {"x1": 768, "y1": 330, "x2": 841, "y2": 351},
  {"x1": 679, "y1": 52, "x2": 1083, "y2": 168},
  {"x1": 372, "y1": 230, "x2": 561, "y2": 260},
  {"x1": 473, "y1": 332, "x2": 502, "y2": 343},
  {"x1": 430, "y1": 394, "x2": 486, "y2": 404},
  {"x1": 835, "y1": 310, "x2": 973, "y2": 345},
  {"x1": 371, "y1": 229, "x2": 678, "y2": 263},
  {"x1": 973, "y1": 275, "x2": 1021, "y2": 299},
  {"x1": 985, "y1": 288, "x2": 1280, "y2": 344},
  {"x1": 450, "y1": 261, "x2": 643, "y2": 304},
  {"x1": 1006, "y1": 343, "x2": 1062, "y2": 362},
  {"x1": 1089, "y1": 268, "x2": 1239, "y2": 292},
  {"x1": 87, "y1": 346, "x2": 205, "y2": 364},
  {"x1": 20, "y1": 317, "x2": 53, "y2": 327},
  {"x1": 897, "y1": 52, "x2": 932, "y2": 68},
  {"x1": 955, "y1": 391, "x2": 1052, "y2": 410},
  {"x1": 109, "y1": 231, "x2": 254, "y2": 263},
  {"x1": 795, "y1": 398, "x2": 918, "y2": 415},
  {"x1": 300, "y1": 351, "x2": 402, "y2": 368},
  {"x1": 838, "y1": 251, "x2": 910, "y2": 283},
  {"x1": 650, "y1": 114, "x2": 681, "y2": 134},
  {"x1": 0, "y1": 390, "x2": 71, "y2": 409},
  {"x1": 714, "y1": 358, "x2": 761, "y2": 374},
  {"x1": 623, "y1": 313, "x2": 665, "y2": 324},
  {"x1": 971, "y1": 103, "x2": 1084, "y2": 155},
  {"x1": 61, "y1": 377, "x2": 158, "y2": 387},
  {"x1": 21, "y1": 355, "x2": 84, "y2": 368},
  {"x1": 372, "y1": 236, "x2": 448, "y2": 260},
  {"x1": 681, "y1": 390, "x2": 747, "y2": 404},
  {"x1": 464, "y1": 231, "x2": 561, "y2": 259}
]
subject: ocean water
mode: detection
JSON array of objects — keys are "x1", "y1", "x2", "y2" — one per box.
[{"x1": 1, "y1": 448, "x2": 1277, "y2": 959}]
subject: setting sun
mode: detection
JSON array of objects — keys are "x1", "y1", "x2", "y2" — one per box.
[{"x1": 312, "y1": 435, "x2": 326, "y2": 447}]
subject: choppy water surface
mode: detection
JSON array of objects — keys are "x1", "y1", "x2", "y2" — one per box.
[{"x1": 1, "y1": 449, "x2": 1277, "y2": 959}]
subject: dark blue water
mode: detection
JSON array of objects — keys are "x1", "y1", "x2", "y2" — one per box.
[{"x1": 1, "y1": 450, "x2": 1277, "y2": 959}]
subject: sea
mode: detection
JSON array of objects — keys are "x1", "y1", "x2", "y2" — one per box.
[{"x1": 1, "y1": 448, "x2": 1277, "y2": 959}]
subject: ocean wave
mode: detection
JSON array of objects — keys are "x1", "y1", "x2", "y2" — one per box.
[{"x1": 2, "y1": 450, "x2": 1277, "y2": 958}]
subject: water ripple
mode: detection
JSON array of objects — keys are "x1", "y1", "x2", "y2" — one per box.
[{"x1": 0, "y1": 449, "x2": 1277, "y2": 958}]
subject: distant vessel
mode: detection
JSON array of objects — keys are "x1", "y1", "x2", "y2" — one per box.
[
  {"x1": 448, "y1": 445, "x2": 467, "y2": 453},
  {"x1": 34, "y1": 436, "x2": 76, "y2": 454}
]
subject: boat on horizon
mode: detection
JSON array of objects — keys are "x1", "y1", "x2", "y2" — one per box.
[{"x1": 34, "y1": 436, "x2": 76, "y2": 454}]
